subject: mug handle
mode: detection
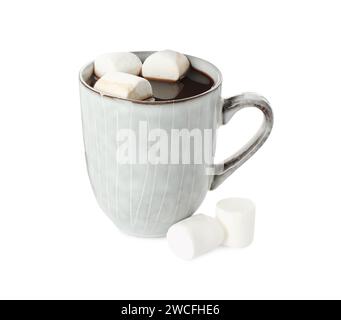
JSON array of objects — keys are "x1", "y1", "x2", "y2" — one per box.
[{"x1": 210, "y1": 92, "x2": 274, "y2": 190}]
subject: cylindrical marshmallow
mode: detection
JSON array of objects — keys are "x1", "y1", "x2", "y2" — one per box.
[
  {"x1": 149, "y1": 80, "x2": 184, "y2": 100},
  {"x1": 94, "y1": 52, "x2": 142, "y2": 78},
  {"x1": 142, "y1": 50, "x2": 190, "y2": 82},
  {"x1": 167, "y1": 214, "x2": 225, "y2": 260},
  {"x1": 94, "y1": 71, "x2": 152, "y2": 100},
  {"x1": 216, "y1": 198, "x2": 255, "y2": 248}
]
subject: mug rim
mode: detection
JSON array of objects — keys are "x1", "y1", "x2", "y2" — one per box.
[{"x1": 79, "y1": 51, "x2": 222, "y2": 105}]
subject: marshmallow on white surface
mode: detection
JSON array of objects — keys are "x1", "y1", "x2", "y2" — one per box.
[
  {"x1": 142, "y1": 50, "x2": 190, "y2": 82},
  {"x1": 94, "y1": 52, "x2": 142, "y2": 78},
  {"x1": 167, "y1": 214, "x2": 225, "y2": 260},
  {"x1": 216, "y1": 198, "x2": 256, "y2": 248},
  {"x1": 94, "y1": 72, "x2": 153, "y2": 100}
]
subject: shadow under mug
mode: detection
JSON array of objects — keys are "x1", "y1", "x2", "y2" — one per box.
[{"x1": 79, "y1": 52, "x2": 273, "y2": 237}]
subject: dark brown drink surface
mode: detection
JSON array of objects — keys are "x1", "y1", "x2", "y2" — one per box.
[{"x1": 88, "y1": 66, "x2": 214, "y2": 101}]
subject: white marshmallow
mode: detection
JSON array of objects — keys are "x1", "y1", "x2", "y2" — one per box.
[
  {"x1": 149, "y1": 80, "x2": 184, "y2": 100},
  {"x1": 216, "y1": 198, "x2": 256, "y2": 248},
  {"x1": 167, "y1": 214, "x2": 225, "y2": 260},
  {"x1": 94, "y1": 72, "x2": 153, "y2": 100},
  {"x1": 187, "y1": 68, "x2": 211, "y2": 85},
  {"x1": 144, "y1": 97, "x2": 156, "y2": 102},
  {"x1": 94, "y1": 52, "x2": 142, "y2": 78},
  {"x1": 142, "y1": 50, "x2": 190, "y2": 82}
]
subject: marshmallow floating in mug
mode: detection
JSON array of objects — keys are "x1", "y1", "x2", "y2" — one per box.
[
  {"x1": 94, "y1": 71, "x2": 153, "y2": 100},
  {"x1": 94, "y1": 52, "x2": 142, "y2": 78},
  {"x1": 167, "y1": 198, "x2": 256, "y2": 260},
  {"x1": 149, "y1": 80, "x2": 184, "y2": 100},
  {"x1": 142, "y1": 50, "x2": 190, "y2": 82}
]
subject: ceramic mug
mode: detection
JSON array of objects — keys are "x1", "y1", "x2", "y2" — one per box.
[{"x1": 79, "y1": 51, "x2": 273, "y2": 237}]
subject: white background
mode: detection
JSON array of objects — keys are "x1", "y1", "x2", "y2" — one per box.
[{"x1": 0, "y1": 0, "x2": 340, "y2": 300}]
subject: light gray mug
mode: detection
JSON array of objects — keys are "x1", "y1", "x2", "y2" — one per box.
[{"x1": 79, "y1": 51, "x2": 273, "y2": 237}]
